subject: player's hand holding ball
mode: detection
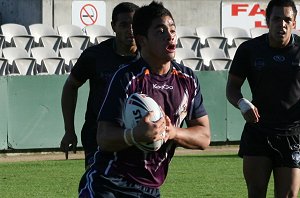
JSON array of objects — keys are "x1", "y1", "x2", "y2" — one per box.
[
  {"x1": 123, "y1": 93, "x2": 167, "y2": 152},
  {"x1": 133, "y1": 111, "x2": 167, "y2": 142}
]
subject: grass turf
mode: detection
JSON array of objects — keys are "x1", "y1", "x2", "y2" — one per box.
[{"x1": 0, "y1": 152, "x2": 274, "y2": 197}]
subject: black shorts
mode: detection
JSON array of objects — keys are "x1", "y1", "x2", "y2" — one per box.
[
  {"x1": 78, "y1": 171, "x2": 160, "y2": 198},
  {"x1": 239, "y1": 124, "x2": 300, "y2": 168},
  {"x1": 81, "y1": 121, "x2": 98, "y2": 167}
]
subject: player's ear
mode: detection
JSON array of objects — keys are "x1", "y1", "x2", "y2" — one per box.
[
  {"x1": 266, "y1": 18, "x2": 270, "y2": 28},
  {"x1": 292, "y1": 19, "x2": 296, "y2": 29},
  {"x1": 111, "y1": 21, "x2": 116, "y2": 33}
]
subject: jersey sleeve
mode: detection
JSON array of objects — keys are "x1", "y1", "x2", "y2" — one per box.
[
  {"x1": 228, "y1": 42, "x2": 250, "y2": 79},
  {"x1": 189, "y1": 73, "x2": 207, "y2": 120},
  {"x1": 97, "y1": 68, "x2": 127, "y2": 126},
  {"x1": 71, "y1": 48, "x2": 97, "y2": 83}
]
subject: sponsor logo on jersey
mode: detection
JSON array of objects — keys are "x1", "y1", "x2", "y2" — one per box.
[
  {"x1": 254, "y1": 58, "x2": 265, "y2": 70},
  {"x1": 273, "y1": 55, "x2": 285, "y2": 62},
  {"x1": 153, "y1": 84, "x2": 174, "y2": 90}
]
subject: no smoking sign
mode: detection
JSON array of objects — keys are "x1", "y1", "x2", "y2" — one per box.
[
  {"x1": 80, "y1": 4, "x2": 98, "y2": 26},
  {"x1": 72, "y1": 1, "x2": 106, "y2": 29}
]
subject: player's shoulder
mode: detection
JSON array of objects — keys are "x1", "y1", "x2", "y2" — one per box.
[
  {"x1": 293, "y1": 34, "x2": 300, "y2": 45},
  {"x1": 242, "y1": 34, "x2": 266, "y2": 47},
  {"x1": 171, "y1": 60, "x2": 196, "y2": 76},
  {"x1": 236, "y1": 33, "x2": 267, "y2": 53},
  {"x1": 110, "y1": 57, "x2": 143, "y2": 77},
  {"x1": 119, "y1": 58, "x2": 145, "y2": 71},
  {"x1": 82, "y1": 38, "x2": 114, "y2": 55},
  {"x1": 114, "y1": 59, "x2": 196, "y2": 78},
  {"x1": 95, "y1": 38, "x2": 114, "y2": 49}
]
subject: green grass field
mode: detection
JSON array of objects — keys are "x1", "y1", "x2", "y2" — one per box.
[{"x1": 0, "y1": 151, "x2": 275, "y2": 198}]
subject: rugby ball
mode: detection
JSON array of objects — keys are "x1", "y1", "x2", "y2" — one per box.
[{"x1": 123, "y1": 93, "x2": 164, "y2": 152}]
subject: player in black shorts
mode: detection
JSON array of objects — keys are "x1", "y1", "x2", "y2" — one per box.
[
  {"x1": 60, "y1": 2, "x2": 140, "y2": 168},
  {"x1": 78, "y1": 1, "x2": 211, "y2": 197},
  {"x1": 226, "y1": 0, "x2": 300, "y2": 197}
]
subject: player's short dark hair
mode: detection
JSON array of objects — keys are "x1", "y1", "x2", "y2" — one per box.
[
  {"x1": 132, "y1": 1, "x2": 175, "y2": 37},
  {"x1": 112, "y1": 2, "x2": 139, "y2": 24},
  {"x1": 266, "y1": 0, "x2": 297, "y2": 23}
]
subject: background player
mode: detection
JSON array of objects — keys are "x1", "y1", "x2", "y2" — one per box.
[
  {"x1": 226, "y1": 0, "x2": 300, "y2": 197},
  {"x1": 60, "y1": 2, "x2": 140, "y2": 167}
]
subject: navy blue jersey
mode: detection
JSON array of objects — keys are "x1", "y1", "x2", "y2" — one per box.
[
  {"x1": 71, "y1": 38, "x2": 140, "y2": 121},
  {"x1": 229, "y1": 33, "x2": 300, "y2": 130},
  {"x1": 93, "y1": 58, "x2": 207, "y2": 188}
]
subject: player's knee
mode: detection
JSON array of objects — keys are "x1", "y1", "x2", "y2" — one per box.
[{"x1": 247, "y1": 184, "x2": 268, "y2": 198}]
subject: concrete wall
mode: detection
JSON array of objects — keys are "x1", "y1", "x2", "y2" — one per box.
[
  {"x1": 0, "y1": 75, "x2": 88, "y2": 150},
  {"x1": 0, "y1": 0, "x2": 284, "y2": 33},
  {"x1": 50, "y1": 0, "x2": 222, "y2": 33},
  {"x1": 0, "y1": 0, "x2": 42, "y2": 27},
  {"x1": 0, "y1": 72, "x2": 250, "y2": 150},
  {"x1": 49, "y1": 0, "x2": 217, "y2": 31}
]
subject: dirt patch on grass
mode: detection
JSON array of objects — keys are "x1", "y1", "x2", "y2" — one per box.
[
  {"x1": 0, "y1": 145, "x2": 239, "y2": 163},
  {"x1": 175, "y1": 145, "x2": 239, "y2": 155},
  {"x1": 0, "y1": 151, "x2": 85, "y2": 163}
]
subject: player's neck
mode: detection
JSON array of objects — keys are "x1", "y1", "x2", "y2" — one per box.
[
  {"x1": 141, "y1": 53, "x2": 171, "y2": 75},
  {"x1": 114, "y1": 40, "x2": 137, "y2": 57},
  {"x1": 268, "y1": 33, "x2": 292, "y2": 48}
]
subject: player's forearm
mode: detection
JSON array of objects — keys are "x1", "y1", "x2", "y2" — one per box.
[
  {"x1": 174, "y1": 126, "x2": 210, "y2": 149},
  {"x1": 97, "y1": 121, "x2": 131, "y2": 152},
  {"x1": 174, "y1": 116, "x2": 211, "y2": 150},
  {"x1": 61, "y1": 83, "x2": 78, "y2": 133},
  {"x1": 226, "y1": 88, "x2": 243, "y2": 109},
  {"x1": 226, "y1": 74, "x2": 244, "y2": 109}
]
